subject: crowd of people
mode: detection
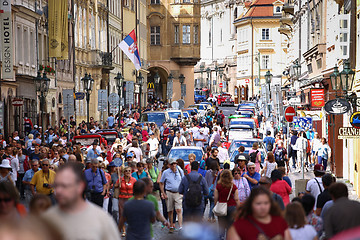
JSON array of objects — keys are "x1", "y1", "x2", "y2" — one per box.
[{"x1": 0, "y1": 103, "x2": 357, "y2": 240}]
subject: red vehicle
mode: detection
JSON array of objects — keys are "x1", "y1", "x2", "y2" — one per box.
[
  {"x1": 95, "y1": 130, "x2": 119, "y2": 145},
  {"x1": 72, "y1": 134, "x2": 107, "y2": 148},
  {"x1": 217, "y1": 93, "x2": 234, "y2": 106}
]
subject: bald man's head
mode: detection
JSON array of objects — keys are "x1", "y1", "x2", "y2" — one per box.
[{"x1": 259, "y1": 176, "x2": 272, "y2": 190}]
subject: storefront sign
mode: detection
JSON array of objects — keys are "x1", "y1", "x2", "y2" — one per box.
[
  {"x1": 324, "y1": 99, "x2": 351, "y2": 115},
  {"x1": 311, "y1": 89, "x2": 325, "y2": 107},
  {"x1": 350, "y1": 112, "x2": 360, "y2": 129},
  {"x1": 12, "y1": 98, "x2": 23, "y2": 106},
  {"x1": 338, "y1": 127, "x2": 360, "y2": 139},
  {"x1": 1, "y1": 0, "x2": 14, "y2": 80},
  {"x1": 298, "y1": 110, "x2": 324, "y2": 120},
  {"x1": 293, "y1": 117, "x2": 313, "y2": 131}
]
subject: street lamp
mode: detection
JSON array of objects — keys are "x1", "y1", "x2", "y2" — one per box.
[
  {"x1": 339, "y1": 60, "x2": 355, "y2": 92},
  {"x1": 154, "y1": 72, "x2": 160, "y2": 84},
  {"x1": 330, "y1": 65, "x2": 340, "y2": 92},
  {"x1": 115, "y1": 72, "x2": 124, "y2": 111},
  {"x1": 206, "y1": 67, "x2": 211, "y2": 91},
  {"x1": 293, "y1": 60, "x2": 301, "y2": 78},
  {"x1": 179, "y1": 74, "x2": 186, "y2": 99},
  {"x1": 168, "y1": 73, "x2": 174, "y2": 104},
  {"x1": 35, "y1": 71, "x2": 50, "y2": 140},
  {"x1": 81, "y1": 73, "x2": 94, "y2": 123},
  {"x1": 265, "y1": 70, "x2": 273, "y2": 86},
  {"x1": 137, "y1": 72, "x2": 144, "y2": 108}
]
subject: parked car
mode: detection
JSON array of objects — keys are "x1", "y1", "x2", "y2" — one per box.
[
  {"x1": 140, "y1": 111, "x2": 172, "y2": 127},
  {"x1": 73, "y1": 134, "x2": 107, "y2": 148},
  {"x1": 228, "y1": 125, "x2": 255, "y2": 141},
  {"x1": 167, "y1": 146, "x2": 204, "y2": 166},
  {"x1": 95, "y1": 130, "x2": 119, "y2": 145},
  {"x1": 228, "y1": 138, "x2": 267, "y2": 163},
  {"x1": 217, "y1": 93, "x2": 235, "y2": 106}
]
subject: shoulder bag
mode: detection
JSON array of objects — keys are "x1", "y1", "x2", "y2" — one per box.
[{"x1": 212, "y1": 184, "x2": 233, "y2": 217}]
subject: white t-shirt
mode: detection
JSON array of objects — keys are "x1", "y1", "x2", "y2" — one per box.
[
  {"x1": 306, "y1": 177, "x2": 324, "y2": 209},
  {"x1": 173, "y1": 136, "x2": 187, "y2": 147},
  {"x1": 43, "y1": 203, "x2": 120, "y2": 240},
  {"x1": 289, "y1": 224, "x2": 317, "y2": 240},
  {"x1": 128, "y1": 147, "x2": 143, "y2": 163},
  {"x1": 217, "y1": 147, "x2": 229, "y2": 163},
  {"x1": 190, "y1": 127, "x2": 200, "y2": 135},
  {"x1": 147, "y1": 138, "x2": 159, "y2": 152},
  {"x1": 10, "y1": 156, "x2": 19, "y2": 183},
  {"x1": 264, "y1": 161, "x2": 277, "y2": 178},
  {"x1": 194, "y1": 132, "x2": 206, "y2": 148}
]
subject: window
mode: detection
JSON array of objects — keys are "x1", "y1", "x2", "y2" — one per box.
[
  {"x1": 150, "y1": 26, "x2": 160, "y2": 45},
  {"x1": 183, "y1": 0, "x2": 190, "y2": 3},
  {"x1": 339, "y1": 14, "x2": 350, "y2": 58},
  {"x1": 261, "y1": 28, "x2": 270, "y2": 40},
  {"x1": 174, "y1": 25, "x2": 179, "y2": 44},
  {"x1": 316, "y1": 59, "x2": 322, "y2": 69},
  {"x1": 194, "y1": 25, "x2": 199, "y2": 44},
  {"x1": 183, "y1": 25, "x2": 191, "y2": 44},
  {"x1": 276, "y1": 6, "x2": 281, "y2": 12},
  {"x1": 174, "y1": 0, "x2": 180, "y2": 3},
  {"x1": 151, "y1": 0, "x2": 160, "y2": 4},
  {"x1": 307, "y1": 63, "x2": 313, "y2": 74},
  {"x1": 208, "y1": 30, "x2": 211, "y2": 46},
  {"x1": 220, "y1": 29, "x2": 222, "y2": 42},
  {"x1": 262, "y1": 55, "x2": 269, "y2": 69},
  {"x1": 131, "y1": 0, "x2": 134, "y2": 10}
]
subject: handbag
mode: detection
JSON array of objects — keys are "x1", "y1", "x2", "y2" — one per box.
[{"x1": 212, "y1": 184, "x2": 233, "y2": 217}]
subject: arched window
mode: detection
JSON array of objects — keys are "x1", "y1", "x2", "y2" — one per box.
[
  {"x1": 90, "y1": 11, "x2": 96, "y2": 49},
  {"x1": 276, "y1": 6, "x2": 281, "y2": 12}
]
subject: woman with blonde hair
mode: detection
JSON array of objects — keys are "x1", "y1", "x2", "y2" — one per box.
[
  {"x1": 25, "y1": 134, "x2": 34, "y2": 150},
  {"x1": 111, "y1": 138, "x2": 122, "y2": 152},
  {"x1": 214, "y1": 169, "x2": 240, "y2": 239}
]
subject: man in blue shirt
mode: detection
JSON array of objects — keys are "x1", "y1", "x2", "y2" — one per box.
[
  {"x1": 87, "y1": 141, "x2": 100, "y2": 160},
  {"x1": 160, "y1": 158, "x2": 184, "y2": 233},
  {"x1": 178, "y1": 161, "x2": 209, "y2": 221},
  {"x1": 242, "y1": 162, "x2": 261, "y2": 190},
  {"x1": 263, "y1": 131, "x2": 275, "y2": 152},
  {"x1": 107, "y1": 113, "x2": 115, "y2": 128},
  {"x1": 22, "y1": 159, "x2": 40, "y2": 204},
  {"x1": 84, "y1": 159, "x2": 107, "y2": 207}
]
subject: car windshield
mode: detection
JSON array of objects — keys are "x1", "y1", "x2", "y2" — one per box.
[
  {"x1": 230, "y1": 149, "x2": 265, "y2": 162},
  {"x1": 168, "y1": 111, "x2": 182, "y2": 119},
  {"x1": 228, "y1": 140, "x2": 258, "y2": 153},
  {"x1": 183, "y1": 112, "x2": 189, "y2": 118},
  {"x1": 141, "y1": 113, "x2": 165, "y2": 126},
  {"x1": 197, "y1": 105, "x2": 206, "y2": 110},
  {"x1": 230, "y1": 120, "x2": 254, "y2": 128},
  {"x1": 74, "y1": 137, "x2": 100, "y2": 146},
  {"x1": 99, "y1": 134, "x2": 117, "y2": 144},
  {"x1": 168, "y1": 149, "x2": 203, "y2": 162}
]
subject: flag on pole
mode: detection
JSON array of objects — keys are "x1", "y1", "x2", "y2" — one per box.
[{"x1": 118, "y1": 30, "x2": 141, "y2": 70}]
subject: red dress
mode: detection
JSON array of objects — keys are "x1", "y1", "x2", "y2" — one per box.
[
  {"x1": 216, "y1": 183, "x2": 238, "y2": 206},
  {"x1": 270, "y1": 180, "x2": 292, "y2": 205},
  {"x1": 233, "y1": 215, "x2": 288, "y2": 240}
]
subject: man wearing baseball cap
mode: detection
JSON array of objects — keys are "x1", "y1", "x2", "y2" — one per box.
[
  {"x1": 242, "y1": 162, "x2": 261, "y2": 190},
  {"x1": 306, "y1": 164, "x2": 325, "y2": 209}
]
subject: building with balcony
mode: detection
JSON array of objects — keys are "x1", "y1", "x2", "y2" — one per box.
[
  {"x1": 147, "y1": 0, "x2": 201, "y2": 106},
  {"x1": 234, "y1": 0, "x2": 288, "y2": 99},
  {"x1": 194, "y1": 0, "x2": 244, "y2": 103}
]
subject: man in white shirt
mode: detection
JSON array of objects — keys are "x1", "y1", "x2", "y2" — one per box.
[
  {"x1": 190, "y1": 123, "x2": 200, "y2": 136},
  {"x1": 173, "y1": 131, "x2": 187, "y2": 147},
  {"x1": 147, "y1": 133, "x2": 159, "y2": 158},
  {"x1": 193, "y1": 129, "x2": 207, "y2": 148},
  {"x1": 306, "y1": 164, "x2": 325, "y2": 209},
  {"x1": 216, "y1": 141, "x2": 229, "y2": 163}
]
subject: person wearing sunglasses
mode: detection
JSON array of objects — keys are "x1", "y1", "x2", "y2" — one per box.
[
  {"x1": 0, "y1": 181, "x2": 27, "y2": 221},
  {"x1": 22, "y1": 160, "x2": 40, "y2": 205},
  {"x1": 30, "y1": 159, "x2": 56, "y2": 204},
  {"x1": 243, "y1": 162, "x2": 261, "y2": 190}
]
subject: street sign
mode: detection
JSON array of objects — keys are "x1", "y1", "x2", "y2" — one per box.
[
  {"x1": 324, "y1": 98, "x2": 351, "y2": 115},
  {"x1": 12, "y1": 98, "x2": 24, "y2": 107},
  {"x1": 75, "y1": 92, "x2": 85, "y2": 100},
  {"x1": 293, "y1": 117, "x2": 313, "y2": 131},
  {"x1": 288, "y1": 97, "x2": 302, "y2": 105},
  {"x1": 338, "y1": 127, "x2": 360, "y2": 139},
  {"x1": 284, "y1": 106, "x2": 296, "y2": 122},
  {"x1": 108, "y1": 93, "x2": 119, "y2": 105},
  {"x1": 219, "y1": 82, "x2": 223, "y2": 88},
  {"x1": 63, "y1": 89, "x2": 75, "y2": 118},
  {"x1": 178, "y1": 99, "x2": 185, "y2": 109},
  {"x1": 350, "y1": 112, "x2": 360, "y2": 129},
  {"x1": 171, "y1": 101, "x2": 179, "y2": 109},
  {"x1": 245, "y1": 79, "x2": 250, "y2": 84},
  {"x1": 98, "y1": 89, "x2": 108, "y2": 111}
]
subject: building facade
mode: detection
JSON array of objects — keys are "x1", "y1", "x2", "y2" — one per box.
[{"x1": 147, "y1": 0, "x2": 200, "y2": 106}]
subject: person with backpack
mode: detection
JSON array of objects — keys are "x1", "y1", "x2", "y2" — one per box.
[
  {"x1": 274, "y1": 141, "x2": 288, "y2": 169},
  {"x1": 249, "y1": 142, "x2": 262, "y2": 172},
  {"x1": 178, "y1": 161, "x2": 209, "y2": 222},
  {"x1": 263, "y1": 131, "x2": 275, "y2": 153}
]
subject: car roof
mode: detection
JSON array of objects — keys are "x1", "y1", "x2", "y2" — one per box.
[
  {"x1": 230, "y1": 118, "x2": 255, "y2": 122},
  {"x1": 143, "y1": 111, "x2": 166, "y2": 114},
  {"x1": 170, "y1": 146, "x2": 203, "y2": 150}
]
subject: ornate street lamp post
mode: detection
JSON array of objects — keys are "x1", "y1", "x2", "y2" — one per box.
[
  {"x1": 115, "y1": 72, "x2": 124, "y2": 112},
  {"x1": 81, "y1": 73, "x2": 94, "y2": 123},
  {"x1": 168, "y1": 73, "x2": 174, "y2": 104},
  {"x1": 179, "y1": 74, "x2": 185, "y2": 99},
  {"x1": 137, "y1": 72, "x2": 144, "y2": 108},
  {"x1": 35, "y1": 71, "x2": 50, "y2": 141}
]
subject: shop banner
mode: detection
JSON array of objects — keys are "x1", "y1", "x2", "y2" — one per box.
[
  {"x1": 311, "y1": 89, "x2": 325, "y2": 107},
  {"x1": 48, "y1": 0, "x2": 68, "y2": 59},
  {"x1": 1, "y1": 0, "x2": 14, "y2": 80},
  {"x1": 338, "y1": 127, "x2": 360, "y2": 139},
  {"x1": 298, "y1": 110, "x2": 324, "y2": 121}
]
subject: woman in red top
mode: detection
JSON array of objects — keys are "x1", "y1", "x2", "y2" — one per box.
[
  {"x1": 227, "y1": 187, "x2": 291, "y2": 240},
  {"x1": 142, "y1": 126, "x2": 150, "y2": 142},
  {"x1": 115, "y1": 166, "x2": 136, "y2": 237},
  {"x1": 270, "y1": 169, "x2": 292, "y2": 205},
  {"x1": 214, "y1": 169, "x2": 240, "y2": 239}
]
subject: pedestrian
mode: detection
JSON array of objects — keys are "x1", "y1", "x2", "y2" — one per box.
[
  {"x1": 179, "y1": 161, "x2": 209, "y2": 221},
  {"x1": 205, "y1": 148, "x2": 220, "y2": 170},
  {"x1": 30, "y1": 159, "x2": 56, "y2": 204},
  {"x1": 87, "y1": 141, "x2": 101, "y2": 160},
  {"x1": 315, "y1": 173, "x2": 334, "y2": 216},
  {"x1": 107, "y1": 113, "x2": 115, "y2": 128},
  {"x1": 84, "y1": 159, "x2": 107, "y2": 207},
  {"x1": 173, "y1": 131, "x2": 187, "y2": 147},
  {"x1": 273, "y1": 140, "x2": 288, "y2": 169},
  {"x1": 119, "y1": 180, "x2": 156, "y2": 240},
  {"x1": 198, "y1": 160, "x2": 207, "y2": 177},
  {"x1": 115, "y1": 166, "x2": 136, "y2": 237},
  {"x1": 146, "y1": 158, "x2": 159, "y2": 190},
  {"x1": 147, "y1": 133, "x2": 159, "y2": 158},
  {"x1": 285, "y1": 202, "x2": 318, "y2": 240},
  {"x1": 205, "y1": 161, "x2": 219, "y2": 222},
  {"x1": 159, "y1": 158, "x2": 184, "y2": 233},
  {"x1": 161, "y1": 123, "x2": 170, "y2": 155},
  {"x1": 263, "y1": 131, "x2": 275, "y2": 152},
  {"x1": 242, "y1": 162, "x2": 261, "y2": 190},
  {"x1": 185, "y1": 153, "x2": 196, "y2": 173},
  {"x1": 132, "y1": 162, "x2": 149, "y2": 180},
  {"x1": 232, "y1": 167, "x2": 250, "y2": 203},
  {"x1": 0, "y1": 159, "x2": 13, "y2": 184},
  {"x1": 209, "y1": 127, "x2": 221, "y2": 147},
  {"x1": 214, "y1": 169, "x2": 240, "y2": 239},
  {"x1": 258, "y1": 176, "x2": 285, "y2": 210},
  {"x1": 127, "y1": 140, "x2": 143, "y2": 162},
  {"x1": 29, "y1": 194, "x2": 52, "y2": 215},
  {"x1": 311, "y1": 133, "x2": 321, "y2": 167},
  {"x1": 294, "y1": 131, "x2": 308, "y2": 172},
  {"x1": 289, "y1": 130, "x2": 298, "y2": 169},
  {"x1": 261, "y1": 152, "x2": 277, "y2": 178},
  {"x1": 315, "y1": 138, "x2": 331, "y2": 171},
  {"x1": 234, "y1": 146, "x2": 249, "y2": 166},
  {"x1": 166, "y1": 129, "x2": 175, "y2": 152},
  {"x1": 235, "y1": 155, "x2": 248, "y2": 176},
  {"x1": 0, "y1": 181, "x2": 27, "y2": 222},
  {"x1": 193, "y1": 128, "x2": 207, "y2": 149},
  {"x1": 43, "y1": 163, "x2": 120, "y2": 240},
  {"x1": 301, "y1": 194, "x2": 323, "y2": 237},
  {"x1": 227, "y1": 187, "x2": 291, "y2": 240},
  {"x1": 22, "y1": 159, "x2": 40, "y2": 204},
  {"x1": 306, "y1": 164, "x2": 325, "y2": 209},
  {"x1": 324, "y1": 183, "x2": 360, "y2": 238},
  {"x1": 270, "y1": 169, "x2": 292, "y2": 206},
  {"x1": 248, "y1": 142, "x2": 262, "y2": 172}
]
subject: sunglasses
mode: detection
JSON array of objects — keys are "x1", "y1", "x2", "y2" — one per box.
[
  {"x1": 31, "y1": 165, "x2": 38, "y2": 167},
  {"x1": 234, "y1": 172, "x2": 241, "y2": 175},
  {"x1": 170, "y1": 163, "x2": 177, "y2": 165},
  {"x1": 125, "y1": 170, "x2": 131, "y2": 172},
  {"x1": 0, "y1": 198, "x2": 12, "y2": 203},
  {"x1": 248, "y1": 167, "x2": 255, "y2": 169},
  {"x1": 42, "y1": 164, "x2": 49, "y2": 166}
]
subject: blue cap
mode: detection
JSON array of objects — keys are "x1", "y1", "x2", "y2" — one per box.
[
  {"x1": 108, "y1": 161, "x2": 116, "y2": 167},
  {"x1": 126, "y1": 152, "x2": 134, "y2": 158}
]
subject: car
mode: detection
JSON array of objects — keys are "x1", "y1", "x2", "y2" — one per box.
[
  {"x1": 228, "y1": 125, "x2": 255, "y2": 141},
  {"x1": 140, "y1": 111, "x2": 171, "y2": 127},
  {"x1": 167, "y1": 109, "x2": 188, "y2": 126},
  {"x1": 73, "y1": 134, "x2": 107, "y2": 148},
  {"x1": 167, "y1": 146, "x2": 204, "y2": 166},
  {"x1": 227, "y1": 138, "x2": 267, "y2": 163},
  {"x1": 229, "y1": 118, "x2": 256, "y2": 128},
  {"x1": 95, "y1": 130, "x2": 119, "y2": 145},
  {"x1": 217, "y1": 93, "x2": 235, "y2": 106},
  {"x1": 234, "y1": 110, "x2": 254, "y2": 117}
]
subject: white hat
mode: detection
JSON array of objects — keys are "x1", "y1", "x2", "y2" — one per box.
[
  {"x1": 34, "y1": 125, "x2": 38, "y2": 128},
  {"x1": 0, "y1": 159, "x2": 12, "y2": 169},
  {"x1": 247, "y1": 162, "x2": 256, "y2": 167},
  {"x1": 97, "y1": 156, "x2": 103, "y2": 162}
]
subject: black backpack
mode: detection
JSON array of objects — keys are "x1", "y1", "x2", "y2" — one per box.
[
  {"x1": 249, "y1": 150, "x2": 259, "y2": 163},
  {"x1": 216, "y1": 114, "x2": 222, "y2": 124},
  {"x1": 274, "y1": 147, "x2": 284, "y2": 161},
  {"x1": 185, "y1": 175, "x2": 203, "y2": 208}
]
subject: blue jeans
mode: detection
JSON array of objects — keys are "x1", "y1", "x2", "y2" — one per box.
[
  {"x1": 318, "y1": 156, "x2": 328, "y2": 170},
  {"x1": 218, "y1": 206, "x2": 236, "y2": 239},
  {"x1": 206, "y1": 196, "x2": 215, "y2": 219}
]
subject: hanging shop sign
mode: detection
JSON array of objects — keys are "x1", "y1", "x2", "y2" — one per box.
[
  {"x1": 298, "y1": 110, "x2": 324, "y2": 121},
  {"x1": 12, "y1": 98, "x2": 24, "y2": 107},
  {"x1": 338, "y1": 127, "x2": 360, "y2": 139},
  {"x1": 310, "y1": 89, "x2": 325, "y2": 107},
  {"x1": 1, "y1": 0, "x2": 14, "y2": 80},
  {"x1": 350, "y1": 112, "x2": 360, "y2": 129},
  {"x1": 324, "y1": 99, "x2": 351, "y2": 115}
]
